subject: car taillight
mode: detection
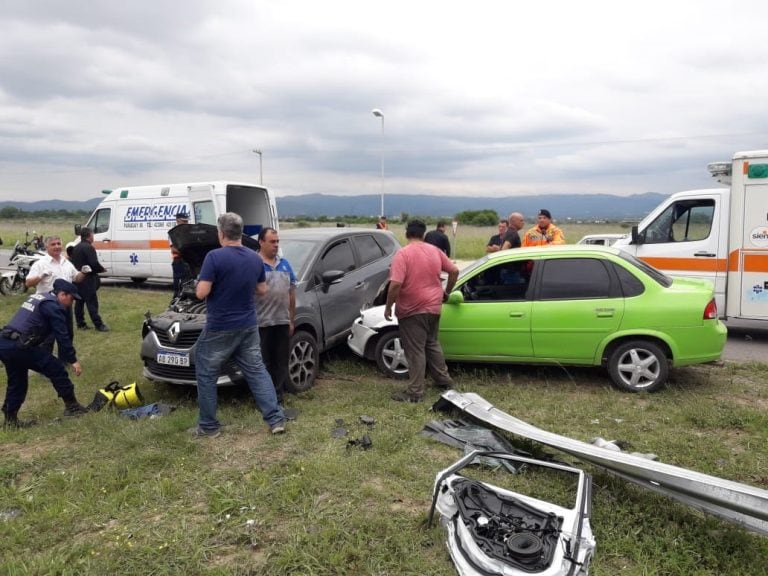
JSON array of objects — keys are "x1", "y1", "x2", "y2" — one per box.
[{"x1": 703, "y1": 298, "x2": 718, "y2": 320}]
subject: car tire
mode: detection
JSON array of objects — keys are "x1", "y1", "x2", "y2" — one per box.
[
  {"x1": 286, "y1": 330, "x2": 319, "y2": 393},
  {"x1": 608, "y1": 340, "x2": 669, "y2": 393},
  {"x1": 374, "y1": 330, "x2": 410, "y2": 380}
]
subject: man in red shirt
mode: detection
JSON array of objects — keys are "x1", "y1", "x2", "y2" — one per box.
[{"x1": 384, "y1": 220, "x2": 459, "y2": 402}]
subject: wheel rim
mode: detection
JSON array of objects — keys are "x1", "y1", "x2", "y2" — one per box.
[
  {"x1": 381, "y1": 337, "x2": 409, "y2": 374},
  {"x1": 289, "y1": 339, "x2": 316, "y2": 388},
  {"x1": 616, "y1": 347, "x2": 661, "y2": 390}
]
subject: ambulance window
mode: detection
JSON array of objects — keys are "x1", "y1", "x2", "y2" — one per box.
[
  {"x1": 193, "y1": 201, "x2": 216, "y2": 225},
  {"x1": 643, "y1": 200, "x2": 714, "y2": 244},
  {"x1": 89, "y1": 208, "x2": 111, "y2": 234}
]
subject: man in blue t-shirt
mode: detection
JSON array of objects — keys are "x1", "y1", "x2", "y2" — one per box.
[{"x1": 192, "y1": 213, "x2": 285, "y2": 438}]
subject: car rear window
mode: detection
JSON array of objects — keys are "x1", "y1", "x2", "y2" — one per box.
[
  {"x1": 354, "y1": 234, "x2": 385, "y2": 266},
  {"x1": 618, "y1": 251, "x2": 673, "y2": 287}
]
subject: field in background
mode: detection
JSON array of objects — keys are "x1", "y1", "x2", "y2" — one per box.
[
  {"x1": 0, "y1": 267, "x2": 767, "y2": 573},
  {"x1": 0, "y1": 218, "x2": 630, "y2": 262}
]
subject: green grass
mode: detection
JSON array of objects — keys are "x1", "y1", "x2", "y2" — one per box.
[{"x1": 2, "y1": 222, "x2": 767, "y2": 575}]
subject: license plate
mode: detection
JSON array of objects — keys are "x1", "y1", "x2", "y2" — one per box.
[{"x1": 157, "y1": 351, "x2": 190, "y2": 367}]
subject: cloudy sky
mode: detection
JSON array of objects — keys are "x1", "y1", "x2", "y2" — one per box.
[{"x1": 2, "y1": 0, "x2": 767, "y2": 205}]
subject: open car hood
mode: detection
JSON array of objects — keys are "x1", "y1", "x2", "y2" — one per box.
[{"x1": 168, "y1": 223, "x2": 260, "y2": 275}]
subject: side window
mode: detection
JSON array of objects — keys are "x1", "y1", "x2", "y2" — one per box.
[
  {"x1": 193, "y1": 200, "x2": 216, "y2": 225},
  {"x1": 319, "y1": 240, "x2": 356, "y2": 274},
  {"x1": 353, "y1": 234, "x2": 385, "y2": 266},
  {"x1": 462, "y1": 260, "x2": 533, "y2": 301},
  {"x1": 89, "y1": 208, "x2": 111, "y2": 234},
  {"x1": 610, "y1": 262, "x2": 645, "y2": 297},
  {"x1": 643, "y1": 200, "x2": 714, "y2": 244},
  {"x1": 539, "y1": 258, "x2": 611, "y2": 300}
]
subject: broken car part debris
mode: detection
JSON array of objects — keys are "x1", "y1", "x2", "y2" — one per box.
[
  {"x1": 435, "y1": 390, "x2": 768, "y2": 536},
  {"x1": 429, "y1": 450, "x2": 595, "y2": 576}
]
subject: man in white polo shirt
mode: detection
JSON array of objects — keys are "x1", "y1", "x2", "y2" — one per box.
[{"x1": 26, "y1": 236, "x2": 84, "y2": 294}]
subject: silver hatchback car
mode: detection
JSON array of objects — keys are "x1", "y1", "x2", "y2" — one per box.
[{"x1": 140, "y1": 225, "x2": 399, "y2": 392}]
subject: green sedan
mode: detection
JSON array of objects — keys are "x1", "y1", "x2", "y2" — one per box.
[{"x1": 347, "y1": 245, "x2": 727, "y2": 392}]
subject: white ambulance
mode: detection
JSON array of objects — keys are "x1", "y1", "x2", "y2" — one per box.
[
  {"x1": 613, "y1": 150, "x2": 768, "y2": 320},
  {"x1": 73, "y1": 181, "x2": 278, "y2": 283}
]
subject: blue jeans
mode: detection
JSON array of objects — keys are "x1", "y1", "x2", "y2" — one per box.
[{"x1": 195, "y1": 326, "x2": 284, "y2": 430}]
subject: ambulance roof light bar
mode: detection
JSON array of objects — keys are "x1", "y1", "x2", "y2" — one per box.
[{"x1": 707, "y1": 161, "x2": 731, "y2": 185}]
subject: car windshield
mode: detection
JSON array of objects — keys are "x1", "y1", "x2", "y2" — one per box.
[
  {"x1": 618, "y1": 251, "x2": 672, "y2": 287},
  {"x1": 279, "y1": 238, "x2": 316, "y2": 276}
]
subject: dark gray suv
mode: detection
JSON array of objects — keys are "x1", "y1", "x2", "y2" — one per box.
[{"x1": 140, "y1": 226, "x2": 399, "y2": 392}]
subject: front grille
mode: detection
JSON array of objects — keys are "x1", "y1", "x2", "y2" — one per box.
[
  {"x1": 154, "y1": 328, "x2": 202, "y2": 348},
  {"x1": 144, "y1": 359, "x2": 243, "y2": 384},
  {"x1": 145, "y1": 360, "x2": 196, "y2": 382}
]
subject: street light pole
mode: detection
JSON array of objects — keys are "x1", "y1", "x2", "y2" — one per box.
[
  {"x1": 371, "y1": 109, "x2": 384, "y2": 217},
  {"x1": 252, "y1": 149, "x2": 263, "y2": 185}
]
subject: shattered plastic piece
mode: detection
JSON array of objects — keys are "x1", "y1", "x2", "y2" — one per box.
[
  {"x1": 346, "y1": 434, "x2": 372, "y2": 450},
  {"x1": 359, "y1": 415, "x2": 376, "y2": 427},
  {"x1": 590, "y1": 437, "x2": 621, "y2": 452},
  {"x1": 331, "y1": 419, "x2": 348, "y2": 438},
  {"x1": 429, "y1": 450, "x2": 595, "y2": 576},
  {"x1": 421, "y1": 419, "x2": 532, "y2": 473},
  {"x1": 438, "y1": 390, "x2": 768, "y2": 536}
]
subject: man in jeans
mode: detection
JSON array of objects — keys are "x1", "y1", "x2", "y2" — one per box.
[
  {"x1": 384, "y1": 219, "x2": 459, "y2": 402},
  {"x1": 192, "y1": 213, "x2": 285, "y2": 438}
]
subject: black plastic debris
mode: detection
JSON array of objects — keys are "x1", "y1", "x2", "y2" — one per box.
[
  {"x1": 331, "y1": 418, "x2": 348, "y2": 438},
  {"x1": 422, "y1": 419, "x2": 532, "y2": 473},
  {"x1": 346, "y1": 434, "x2": 373, "y2": 450}
]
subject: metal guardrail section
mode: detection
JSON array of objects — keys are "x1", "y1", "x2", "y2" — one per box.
[{"x1": 438, "y1": 390, "x2": 768, "y2": 535}]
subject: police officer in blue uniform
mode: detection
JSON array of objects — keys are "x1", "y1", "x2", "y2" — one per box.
[{"x1": 0, "y1": 279, "x2": 89, "y2": 428}]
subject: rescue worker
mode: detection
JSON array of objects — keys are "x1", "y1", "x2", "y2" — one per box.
[
  {"x1": 0, "y1": 279, "x2": 89, "y2": 428},
  {"x1": 521, "y1": 209, "x2": 566, "y2": 247},
  {"x1": 170, "y1": 210, "x2": 191, "y2": 298}
]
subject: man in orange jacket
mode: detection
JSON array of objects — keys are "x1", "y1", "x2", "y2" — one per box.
[{"x1": 522, "y1": 209, "x2": 566, "y2": 247}]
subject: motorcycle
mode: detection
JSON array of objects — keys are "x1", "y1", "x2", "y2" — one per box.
[{"x1": 0, "y1": 243, "x2": 45, "y2": 296}]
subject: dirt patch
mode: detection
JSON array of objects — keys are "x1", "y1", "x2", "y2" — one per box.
[
  {"x1": 207, "y1": 428, "x2": 292, "y2": 472},
  {"x1": 0, "y1": 435, "x2": 71, "y2": 462}
]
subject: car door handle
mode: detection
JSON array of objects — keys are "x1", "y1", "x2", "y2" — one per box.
[
  {"x1": 694, "y1": 251, "x2": 716, "y2": 257},
  {"x1": 509, "y1": 311, "x2": 526, "y2": 318},
  {"x1": 354, "y1": 281, "x2": 366, "y2": 289},
  {"x1": 595, "y1": 308, "x2": 615, "y2": 317}
]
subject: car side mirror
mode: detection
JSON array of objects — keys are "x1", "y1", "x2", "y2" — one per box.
[
  {"x1": 447, "y1": 290, "x2": 464, "y2": 305},
  {"x1": 74, "y1": 224, "x2": 82, "y2": 236},
  {"x1": 319, "y1": 270, "x2": 345, "y2": 292},
  {"x1": 630, "y1": 225, "x2": 643, "y2": 245}
]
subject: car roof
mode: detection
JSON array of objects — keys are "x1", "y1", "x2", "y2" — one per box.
[
  {"x1": 485, "y1": 244, "x2": 621, "y2": 260},
  {"x1": 278, "y1": 227, "x2": 395, "y2": 240}
]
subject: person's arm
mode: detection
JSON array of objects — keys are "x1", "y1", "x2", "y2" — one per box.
[
  {"x1": 26, "y1": 261, "x2": 50, "y2": 288},
  {"x1": 444, "y1": 268, "x2": 459, "y2": 295},
  {"x1": 288, "y1": 287, "x2": 296, "y2": 336},
  {"x1": 196, "y1": 279, "x2": 213, "y2": 300},
  {"x1": 384, "y1": 281, "x2": 402, "y2": 321},
  {"x1": 550, "y1": 227, "x2": 566, "y2": 245},
  {"x1": 42, "y1": 301, "x2": 81, "y2": 375},
  {"x1": 255, "y1": 280, "x2": 267, "y2": 297}
]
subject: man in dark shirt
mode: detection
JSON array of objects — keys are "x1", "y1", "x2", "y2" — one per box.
[
  {"x1": 0, "y1": 279, "x2": 88, "y2": 427},
  {"x1": 486, "y1": 219, "x2": 509, "y2": 253},
  {"x1": 424, "y1": 221, "x2": 451, "y2": 257},
  {"x1": 192, "y1": 212, "x2": 286, "y2": 438},
  {"x1": 70, "y1": 227, "x2": 109, "y2": 332},
  {"x1": 501, "y1": 212, "x2": 525, "y2": 250}
]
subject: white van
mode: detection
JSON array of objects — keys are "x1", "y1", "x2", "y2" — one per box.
[
  {"x1": 73, "y1": 181, "x2": 278, "y2": 283},
  {"x1": 613, "y1": 150, "x2": 768, "y2": 321}
]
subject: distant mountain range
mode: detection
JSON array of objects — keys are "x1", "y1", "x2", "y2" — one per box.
[{"x1": 0, "y1": 192, "x2": 670, "y2": 220}]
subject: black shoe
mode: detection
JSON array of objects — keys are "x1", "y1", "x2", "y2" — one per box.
[
  {"x1": 3, "y1": 414, "x2": 38, "y2": 429},
  {"x1": 391, "y1": 391, "x2": 422, "y2": 403},
  {"x1": 95, "y1": 325, "x2": 110, "y2": 332},
  {"x1": 77, "y1": 324, "x2": 90, "y2": 330},
  {"x1": 63, "y1": 402, "x2": 89, "y2": 417}
]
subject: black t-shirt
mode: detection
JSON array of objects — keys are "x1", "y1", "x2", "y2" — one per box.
[
  {"x1": 501, "y1": 229, "x2": 521, "y2": 249},
  {"x1": 424, "y1": 230, "x2": 451, "y2": 257}
]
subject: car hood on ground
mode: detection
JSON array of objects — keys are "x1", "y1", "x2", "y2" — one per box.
[{"x1": 168, "y1": 223, "x2": 260, "y2": 275}]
